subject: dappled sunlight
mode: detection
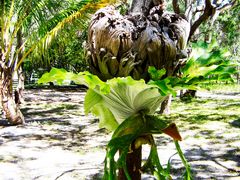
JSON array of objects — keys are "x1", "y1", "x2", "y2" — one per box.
[
  {"x1": 157, "y1": 94, "x2": 240, "y2": 179},
  {"x1": 0, "y1": 89, "x2": 109, "y2": 179},
  {"x1": 0, "y1": 89, "x2": 239, "y2": 179}
]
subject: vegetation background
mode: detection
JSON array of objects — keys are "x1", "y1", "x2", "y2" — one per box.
[{"x1": 0, "y1": 0, "x2": 240, "y2": 179}]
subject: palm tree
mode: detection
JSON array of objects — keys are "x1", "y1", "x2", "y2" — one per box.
[{"x1": 0, "y1": 0, "x2": 109, "y2": 125}]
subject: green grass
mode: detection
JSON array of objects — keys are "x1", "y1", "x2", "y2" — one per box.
[
  {"x1": 158, "y1": 97, "x2": 240, "y2": 144},
  {"x1": 169, "y1": 98, "x2": 240, "y2": 124},
  {"x1": 201, "y1": 83, "x2": 240, "y2": 93}
]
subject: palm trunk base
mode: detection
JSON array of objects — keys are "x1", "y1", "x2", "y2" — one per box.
[
  {"x1": 0, "y1": 75, "x2": 25, "y2": 125},
  {"x1": 2, "y1": 97, "x2": 25, "y2": 125}
]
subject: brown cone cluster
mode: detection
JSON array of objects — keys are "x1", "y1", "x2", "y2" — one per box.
[{"x1": 87, "y1": 2, "x2": 190, "y2": 81}]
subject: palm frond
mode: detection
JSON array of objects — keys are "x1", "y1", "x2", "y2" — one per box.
[
  {"x1": 21, "y1": 0, "x2": 63, "y2": 35},
  {"x1": 5, "y1": 0, "x2": 15, "y2": 37},
  {"x1": 1, "y1": 0, "x2": 16, "y2": 59},
  {"x1": 36, "y1": 0, "x2": 94, "y2": 37},
  {"x1": 16, "y1": 0, "x2": 113, "y2": 70},
  {"x1": 1, "y1": 0, "x2": 72, "y2": 65}
]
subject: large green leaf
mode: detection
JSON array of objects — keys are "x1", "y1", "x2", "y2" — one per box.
[
  {"x1": 37, "y1": 67, "x2": 75, "y2": 85},
  {"x1": 133, "y1": 88, "x2": 166, "y2": 114},
  {"x1": 84, "y1": 89, "x2": 119, "y2": 131},
  {"x1": 181, "y1": 42, "x2": 237, "y2": 83},
  {"x1": 38, "y1": 69, "x2": 167, "y2": 131},
  {"x1": 84, "y1": 89, "x2": 102, "y2": 114},
  {"x1": 101, "y1": 77, "x2": 167, "y2": 124},
  {"x1": 91, "y1": 103, "x2": 118, "y2": 131}
]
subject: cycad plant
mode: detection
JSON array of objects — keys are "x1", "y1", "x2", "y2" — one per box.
[{"x1": 0, "y1": 0, "x2": 110, "y2": 124}]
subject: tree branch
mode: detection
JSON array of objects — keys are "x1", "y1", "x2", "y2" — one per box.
[
  {"x1": 129, "y1": 0, "x2": 154, "y2": 15},
  {"x1": 184, "y1": 0, "x2": 192, "y2": 9},
  {"x1": 189, "y1": 0, "x2": 238, "y2": 40},
  {"x1": 216, "y1": 0, "x2": 238, "y2": 11},
  {"x1": 172, "y1": 0, "x2": 181, "y2": 14},
  {"x1": 188, "y1": 0, "x2": 214, "y2": 40},
  {"x1": 184, "y1": 1, "x2": 194, "y2": 21}
]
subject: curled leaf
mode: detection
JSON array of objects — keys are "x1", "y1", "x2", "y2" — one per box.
[{"x1": 162, "y1": 123, "x2": 182, "y2": 141}]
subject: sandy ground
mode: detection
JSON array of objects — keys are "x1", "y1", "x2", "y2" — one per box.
[{"x1": 0, "y1": 88, "x2": 239, "y2": 180}]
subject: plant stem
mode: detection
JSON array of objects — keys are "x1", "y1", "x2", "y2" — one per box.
[
  {"x1": 174, "y1": 140, "x2": 192, "y2": 180},
  {"x1": 118, "y1": 142, "x2": 142, "y2": 180}
]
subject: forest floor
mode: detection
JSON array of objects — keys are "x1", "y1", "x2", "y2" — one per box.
[{"x1": 0, "y1": 86, "x2": 240, "y2": 180}]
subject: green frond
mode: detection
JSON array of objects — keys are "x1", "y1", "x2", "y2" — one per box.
[
  {"x1": 21, "y1": 0, "x2": 63, "y2": 35},
  {"x1": 1, "y1": 0, "x2": 115, "y2": 71},
  {"x1": 1, "y1": 0, "x2": 19, "y2": 63},
  {"x1": 5, "y1": 0, "x2": 15, "y2": 35},
  {"x1": 36, "y1": 0, "x2": 90, "y2": 37},
  {"x1": 16, "y1": 0, "x2": 112, "y2": 70}
]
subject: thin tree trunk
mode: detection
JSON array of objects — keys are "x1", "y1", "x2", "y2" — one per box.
[
  {"x1": 15, "y1": 65, "x2": 24, "y2": 105},
  {"x1": 15, "y1": 29, "x2": 25, "y2": 105},
  {"x1": 237, "y1": 68, "x2": 240, "y2": 84},
  {"x1": 159, "y1": 95, "x2": 172, "y2": 114}
]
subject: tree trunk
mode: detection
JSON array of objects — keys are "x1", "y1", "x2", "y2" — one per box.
[
  {"x1": 180, "y1": 89, "x2": 196, "y2": 100},
  {"x1": 0, "y1": 27, "x2": 25, "y2": 125},
  {"x1": 15, "y1": 29, "x2": 25, "y2": 105},
  {"x1": 0, "y1": 68, "x2": 24, "y2": 125},
  {"x1": 237, "y1": 67, "x2": 240, "y2": 84},
  {"x1": 159, "y1": 95, "x2": 172, "y2": 114},
  {"x1": 15, "y1": 66, "x2": 24, "y2": 105}
]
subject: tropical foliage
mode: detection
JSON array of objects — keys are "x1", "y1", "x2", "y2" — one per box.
[
  {"x1": 148, "y1": 41, "x2": 237, "y2": 96},
  {"x1": 38, "y1": 67, "x2": 191, "y2": 179},
  {"x1": 25, "y1": 21, "x2": 89, "y2": 82},
  {"x1": 1, "y1": 0, "x2": 238, "y2": 179},
  {"x1": 0, "y1": 0, "x2": 111, "y2": 124},
  {"x1": 38, "y1": 43, "x2": 237, "y2": 178}
]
